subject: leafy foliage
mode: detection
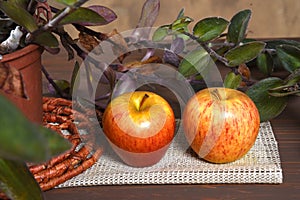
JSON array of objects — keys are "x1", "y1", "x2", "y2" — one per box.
[
  {"x1": 224, "y1": 72, "x2": 242, "y2": 89},
  {"x1": 0, "y1": 95, "x2": 71, "y2": 199},
  {"x1": 227, "y1": 9, "x2": 251, "y2": 44},
  {"x1": 0, "y1": 0, "x2": 117, "y2": 51},
  {"x1": 224, "y1": 41, "x2": 266, "y2": 67},
  {"x1": 179, "y1": 48, "x2": 210, "y2": 77},
  {"x1": 193, "y1": 17, "x2": 229, "y2": 42},
  {"x1": 276, "y1": 45, "x2": 300, "y2": 73},
  {"x1": 256, "y1": 52, "x2": 274, "y2": 76},
  {"x1": 0, "y1": 158, "x2": 43, "y2": 200},
  {"x1": 0, "y1": 0, "x2": 117, "y2": 199},
  {"x1": 246, "y1": 78, "x2": 288, "y2": 122},
  {"x1": 150, "y1": 9, "x2": 300, "y2": 122}
]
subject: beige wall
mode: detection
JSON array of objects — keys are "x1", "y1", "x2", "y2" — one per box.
[
  {"x1": 49, "y1": 0, "x2": 300, "y2": 38},
  {"x1": 78, "y1": 0, "x2": 299, "y2": 38}
]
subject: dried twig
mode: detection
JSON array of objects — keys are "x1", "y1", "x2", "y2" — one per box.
[{"x1": 28, "y1": 97, "x2": 103, "y2": 191}]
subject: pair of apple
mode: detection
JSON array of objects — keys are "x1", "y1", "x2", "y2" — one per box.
[{"x1": 102, "y1": 88, "x2": 260, "y2": 167}]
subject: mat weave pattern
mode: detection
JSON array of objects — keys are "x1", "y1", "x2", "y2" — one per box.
[{"x1": 57, "y1": 121, "x2": 282, "y2": 187}]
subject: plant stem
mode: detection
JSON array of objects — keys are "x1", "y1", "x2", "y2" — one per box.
[
  {"x1": 26, "y1": 0, "x2": 37, "y2": 14},
  {"x1": 55, "y1": 28, "x2": 88, "y2": 60},
  {"x1": 73, "y1": 24, "x2": 108, "y2": 41},
  {"x1": 207, "y1": 42, "x2": 235, "y2": 48},
  {"x1": 41, "y1": 65, "x2": 65, "y2": 98},
  {"x1": 182, "y1": 31, "x2": 229, "y2": 65},
  {"x1": 26, "y1": 0, "x2": 89, "y2": 43}
]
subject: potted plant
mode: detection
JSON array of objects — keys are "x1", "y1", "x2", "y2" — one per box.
[
  {"x1": 0, "y1": 0, "x2": 117, "y2": 199},
  {"x1": 0, "y1": 0, "x2": 117, "y2": 123}
]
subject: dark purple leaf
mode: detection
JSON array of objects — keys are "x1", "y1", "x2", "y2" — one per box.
[
  {"x1": 132, "y1": 0, "x2": 160, "y2": 40},
  {"x1": 44, "y1": 47, "x2": 60, "y2": 54},
  {"x1": 137, "y1": 0, "x2": 160, "y2": 27},
  {"x1": 87, "y1": 5, "x2": 117, "y2": 25},
  {"x1": 103, "y1": 67, "x2": 116, "y2": 90},
  {"x1": 59, "y1": 7, "x2": 108, "y2": 26},
  {"x1": 170, "y1": 37, "x2": 185, "y2": 54},
  {"x1": 141, "y1": 48, "x2": 155, "y2": 62},
  {"x1": 47, "y1": 82, "x2": 56, "y2": 95},
  {"x1": 163, "y1": 49, "x2": 180, "y2": 67}
]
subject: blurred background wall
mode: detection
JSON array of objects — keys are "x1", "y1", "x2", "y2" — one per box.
[
  {"x1": 43, "y1": 0, "x2": 299, "y2": 89},
  {"x1": 76, "y1": 0, "x2": 299, "y2": 38}
]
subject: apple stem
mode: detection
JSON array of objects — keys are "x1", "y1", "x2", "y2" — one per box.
[
  {"x1": 211, "y1": 89, "x2": 222, "y2": 101},
  {"x1": 139, "y1": 93, "x2": 150, "y2": 110}
]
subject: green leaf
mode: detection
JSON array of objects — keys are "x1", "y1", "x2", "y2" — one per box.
[
  {"x1": 75, "y1": 5, "x2": 117, "y2": 26},
  {"x1": 38, "y1": 125, "x2": 71, "y2": 157},
  {"x1": 0, "y1": 1, "x2": 38, "y2": 32},
  {"x1": 276, "y1": 44, "x2": 300, "y2": 73},
  {"x1": 0, "y1": 159, "x2": 43, "y2": 200},
  {"x1": 227, "y1": 9, "x2": 251, "y2": 44},
  {"x1": 256, "y1": 52, "x2": 274, "y2": 76},
  {"x1": 54, "y1": 79, "x2": 71, "y2": 92},
  {"x1": 224, "y1": 72, "x2": 242, "y2": 89},
  {"x1": 246, "y1": 77, "x2": 288, "y2": 122},
  {"x1": 86, "y1": 5, "x2": 117, "y2": 25},
  {"x1": 193, "y1": 17, "x2": 229, "y2": 42},
  {"x1": 152, "y1": 25, "x2": 169, "y2": 42},
  {"x1": 58, "y1": 7, "x2": 107, "y2": 25},
  {"x1": 171, "y1": 16, "x2": 193, "y2": 32},
  {"x1": 267, "y1": 71, "x2": 300, "y2": 97},
  {"x1": 33, "y1": 31, "x2": 59, "y2": 48},
  {"x1": 266, "y1": 39, "x2": 300, "y2": 50},
  {"x1": 178, "y1": 48, "x2": 210, "y2": 77},
  {"x1": 0, "y1": 95, "x2": 71, "y2": 163},
  {"x1": 224, "y1": 41, "x2": 266, "y2": 67},
  {"x1": 10, "y1": 0, "x2": 29, "y2": 9},
  {"x1": 265, "y1": 40, "x2": 300, "y2": 69},
  {"x1": 176, "y1": 8, "x2": 185, "y2": 19},
  {"x1": 268, "y1": 90, "x2": 300, "y2": 97},
  {"x1": 285, "y1": 70, "x2": 300, "y2": 85},
  {"x1": 55, "y1": 0, "x2": 78, "y2": 6}
]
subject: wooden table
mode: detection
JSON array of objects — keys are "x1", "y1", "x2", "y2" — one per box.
[{"x1": 41, "y1": 47, "x2": 300, "y2": 200}]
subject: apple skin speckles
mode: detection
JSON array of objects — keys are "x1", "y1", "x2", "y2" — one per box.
[
  {"x1": 183, "y1": 87, "x2": 260, "y2": 164},
  {"x1": 102, "y1": 91, "x2": 176, "y2": 167}
]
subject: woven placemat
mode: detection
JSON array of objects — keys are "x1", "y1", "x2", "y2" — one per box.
[{"x1": 56, "y1": 121, "x2": 282, "y2": 187}]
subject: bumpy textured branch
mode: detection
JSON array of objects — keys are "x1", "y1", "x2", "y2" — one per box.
[{"x1": 27, "y1": 97, "x2": 103, "y2": 191}]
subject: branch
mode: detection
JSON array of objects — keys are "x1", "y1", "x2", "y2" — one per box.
[
  {"x1": 182, "y1": 31, "x2": 229, "y2": 65},
  {"x1": 26, "y1": 0, "x2": 89, "y2": 43},
  {"x1": 54, "y1": 28, "x2": 88, "y2": 60},
  {"x1": 73, "y1": 24, "x2": 108, "y2": 41},
  {"x1": 41, "y1": 65, "x2": 65, "y2": 98}
]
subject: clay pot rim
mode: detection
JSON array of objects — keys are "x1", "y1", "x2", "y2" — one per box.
[{"x1": 0, "y1": 44, "x2": 42, "y2": 62}]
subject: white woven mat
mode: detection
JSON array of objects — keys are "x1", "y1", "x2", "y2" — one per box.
[{"x1": 57, "y1": 121, "x2": 282, "y2": 187}]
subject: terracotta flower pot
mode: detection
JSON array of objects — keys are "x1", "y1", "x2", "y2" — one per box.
[{"x1": 0, "y1": 44, "x2": 43, "y2": 124}]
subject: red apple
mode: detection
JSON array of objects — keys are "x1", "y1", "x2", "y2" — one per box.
[
  {"x1": 183, "y1": 87, "x2": 260, "y2": 163},
  {"x1": 102, "y1": 91, "x2": 175, "y2": 167}
]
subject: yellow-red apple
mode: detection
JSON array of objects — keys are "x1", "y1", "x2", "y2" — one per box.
[
  {"x1": 183, "y1": 87, "x2": 260, "y2": 163},
  {"x1": 102, "y1": 91, "x2": 175, "y2": 167}
]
